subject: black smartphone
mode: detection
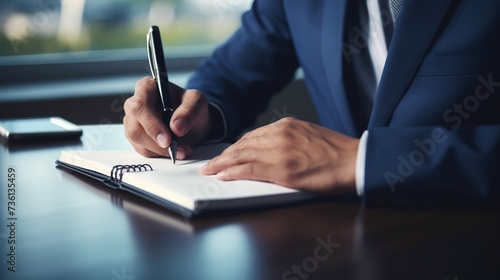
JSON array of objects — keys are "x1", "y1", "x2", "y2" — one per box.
[{"x1": 0, "y1": 117, "x2": 82, "y2": 142}]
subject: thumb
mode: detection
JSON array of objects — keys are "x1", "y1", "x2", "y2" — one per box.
[{"x1": 170, "y1": 89, "x2": 209, "y2": 138}]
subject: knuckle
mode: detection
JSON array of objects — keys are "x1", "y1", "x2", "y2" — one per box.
[
  {"x1": 177, "y1": 106, "x2": 194, "y2": 119},
  {"x1": 274, "y1": 128, "x2": 294, "y2": 143},
  {"x1": 232, "y1": 148, "x2": 243, "y2": 160},
  {"x1": 280, "y1": 116, "x2": 295, "y2": 123},
  {"x1": 179, "y1": 90, "x2": 208, "y2": 117},
  {"x1": 277, "y1": 117, "x2": 300, "y2": 131},
  {"x1": 276, "y1": 117, "x2": 296, "y2": 129},
  {"x1": 273, "y1": 122, "x2": 290, "y2": 134},
  {"x1": 228, "y1": 141, "x2": 249, "y2": 160},
  {"x1": 220, "y1": 147, "x2": 241, "y2": 162},
  {"x1": 241, "y1": 131, "x2": 252, "y2": 139},
  {"x1": 124, "y1": 97, "x2": 145, "y2": 116},
  {"x1": 187, "y1": 89, "x2": 206, "y2": 100},
  {"x1": 135, "y1": 76, "x2": 155, "y2": 91},
  {"x1": 232, "y1": 138, "x2": 246, "y2": 149},
  {"x1": 244, "y1": 164, "x2": 255, "y2": 176}
]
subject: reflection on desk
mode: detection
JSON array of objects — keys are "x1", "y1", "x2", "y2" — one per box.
[{"x1": 0, "y1": 124, "x2": 499, "y2": 280}]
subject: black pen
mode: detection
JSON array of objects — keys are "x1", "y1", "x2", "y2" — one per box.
[{"x1": 147, "y1": 25, "x2": 177, "y2": 164}]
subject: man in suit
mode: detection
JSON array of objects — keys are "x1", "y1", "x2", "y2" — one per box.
[{"x1": 123, "y1": 0, "x2": 500, "y2": 201}]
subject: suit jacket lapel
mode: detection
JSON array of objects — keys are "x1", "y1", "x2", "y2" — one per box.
[{"x1": 368, "y1": 0, "x2": 454, "y2": 127}]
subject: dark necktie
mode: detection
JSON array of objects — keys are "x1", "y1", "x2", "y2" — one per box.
[
  {"x1": 342, "y1": 0, "x2": 377, "y2": 135},
  {"x1": 390, "y1": 0, "x2": 404, "y2": 24}
]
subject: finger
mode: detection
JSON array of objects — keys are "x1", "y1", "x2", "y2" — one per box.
[
  {"x1": 124, "y1": 114, "x2": 169, "y2": 157},
  {"x1": 170, "y1": 89, "x2": 208, "y2": 137},
  {"x1": 201, "y1": 140, "x2": 262, "y2": 175},
  {"x1": 124, "y1": 115, "x2": 192, "y2": 159},
  {"x1": 214, "y1": 163, "x2": 281, "y2": 185},
  {"x1": 125, "y1": 77, "x2": 172, "y2": 148},
  {"x1": 177, "y1": 143, "x2": 193, "y2": 160}
]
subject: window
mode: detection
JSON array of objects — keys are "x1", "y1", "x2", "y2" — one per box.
[
  {"x1": 0, "y1": 0, "x2": 253, "y2": 56},
  {"x1": 0, "y1": 0, "x2": 313, "y2": 128},
  {"x1": 0, "y1": 0, "x2": 254, "y2": 124}
]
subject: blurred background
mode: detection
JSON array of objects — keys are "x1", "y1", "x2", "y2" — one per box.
[
  {"x1": 0, "y1": 0, "x2": 252, "y2": 56},
  {"x1": 0, "y1": 0, "x2": 317, "y2": 133}
]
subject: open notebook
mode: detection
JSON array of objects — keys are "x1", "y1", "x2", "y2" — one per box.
[{"x1": 55, "y1": 143, "x2": 317, "y2": 217}]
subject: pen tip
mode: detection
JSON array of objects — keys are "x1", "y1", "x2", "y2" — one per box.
[{"x1": 168, "y1": 144, "x2": 177, "y2": 165}]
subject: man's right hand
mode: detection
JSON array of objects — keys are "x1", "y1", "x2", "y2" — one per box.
[{"x1": 123, "y1": 77, "x2": 211, "y2": 159}]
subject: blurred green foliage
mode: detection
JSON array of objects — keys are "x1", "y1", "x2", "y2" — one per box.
[
  {"x1": 0, "y1": 0, "x2": 245, "y2": 56},
  {"x1": 0, "y1": 22, "x2": 240, "y2": 56}
]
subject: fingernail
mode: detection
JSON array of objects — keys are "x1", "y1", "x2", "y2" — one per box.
[
  {"x1": 156, "y1": 134, "x2": 168, "y2": 148},
  {"x1": 174, "y1": 118, "x2": 188, "y2": 136},
  {"x1": 216, "y1": 171, "x2": 227, "y2": 180}
]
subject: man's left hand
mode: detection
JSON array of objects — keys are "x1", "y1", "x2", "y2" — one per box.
[{"x1": 201, "y1": 117, "x2": 359, "y2": 194}]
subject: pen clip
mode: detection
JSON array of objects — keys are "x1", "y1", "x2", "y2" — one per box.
[
  {"x1": 147, "y1": 28, "x2": 156, "y2": 81},
  {"x1": 147, "y1": 26, "x2": 173, "y2": 111}
]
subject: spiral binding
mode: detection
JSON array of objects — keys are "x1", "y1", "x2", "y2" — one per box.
[{"x1": 110, "y1": 164, "x2": 153, "y2": 185}]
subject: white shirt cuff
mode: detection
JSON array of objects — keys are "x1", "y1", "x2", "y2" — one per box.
[{"x1": 355, "y1": 130, "x2": 369, "y2": 196}]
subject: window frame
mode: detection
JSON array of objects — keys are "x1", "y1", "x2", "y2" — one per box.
[{"x1": 0, "y1": 45, "x2": 212, "y2": 87}]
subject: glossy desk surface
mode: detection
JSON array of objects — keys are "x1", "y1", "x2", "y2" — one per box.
[{"x1": 1, "y1": 125, "x2": 499, "y2": 280}]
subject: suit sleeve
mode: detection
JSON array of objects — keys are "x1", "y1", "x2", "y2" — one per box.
[
  {"x1": 364, "y1": 125, "x2": 500, "y2": 202},
  {"x1": 187, "y1": 0, "x2": 299, "y2": 141}
]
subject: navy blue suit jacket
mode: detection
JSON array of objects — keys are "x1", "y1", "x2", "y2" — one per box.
[{"x1": 187, "y1": 0, "x2": 500, "y2": 201}]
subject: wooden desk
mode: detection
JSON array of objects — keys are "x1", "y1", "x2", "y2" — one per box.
[{"x1": 1, "y1": 125, "x2": 499, "y2": 280}]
